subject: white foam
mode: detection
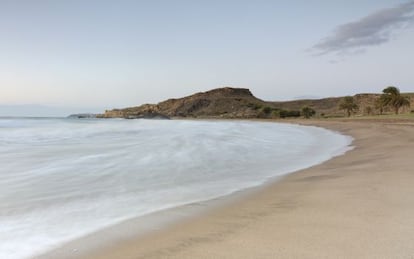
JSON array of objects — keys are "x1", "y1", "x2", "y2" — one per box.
[{"x1": 0, "y1": 118, "x2": 352, "y2": 259}]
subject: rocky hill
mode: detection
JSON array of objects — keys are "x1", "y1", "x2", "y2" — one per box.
[
  {"x1": 98, "y1": 87, "x2": 413, "y2": 119},
  {"x1": 98, "y1": 88, "x2": 268, "y2": 119}
]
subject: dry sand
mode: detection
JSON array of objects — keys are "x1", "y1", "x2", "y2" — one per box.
[{"x1": 48, "y1": 119, "x2": 414, "y2": 259}]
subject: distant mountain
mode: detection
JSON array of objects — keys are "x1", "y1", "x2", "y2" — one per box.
[{"x1": 98, "y1": 88, "x2": 414, "y2": 119}]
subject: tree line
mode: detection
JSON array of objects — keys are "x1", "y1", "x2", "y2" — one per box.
[
  {"x1": 257, "y1": 86, "x2": 410, "y2": 119},
  {"x1": 339, "y1": 86, "x2": 411, "y2": 117}
]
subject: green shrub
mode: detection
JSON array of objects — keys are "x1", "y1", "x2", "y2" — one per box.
[
  {"x1": 247, "y1": 103, "x2": 262, "y2": 110},
  {"x1": 279, "y1": 110, "x2": 301, "y2": 118},
  {"x1": 301, "y1": 106, "x2": 316, "y2": 119},
  {"x1": 261, "y1": 106, "x2": 272, "y2": 114}
]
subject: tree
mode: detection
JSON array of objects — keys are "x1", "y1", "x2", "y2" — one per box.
[
  {"x1": 339, "y1": 96, "x2": 358, "y2": 117},
  {"x1": 301, "y1": 106, "x2": 316, "y2": 119},
  {"x1": 380, "y1": 86, "x2": 410, "y2": 114},
  {"x1": 375, "y1": 95, "x2": 388, "y2": 115}
]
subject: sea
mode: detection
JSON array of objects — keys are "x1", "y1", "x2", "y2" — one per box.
[{"x1": 0, "y1": 118, "x2": 352, "y2": 258}]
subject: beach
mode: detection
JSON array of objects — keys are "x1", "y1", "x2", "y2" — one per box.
[{"x1": 45, "y1": 119, "x2": 414, "y2": 259}]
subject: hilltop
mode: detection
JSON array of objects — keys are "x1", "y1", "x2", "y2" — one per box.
[{"x1": 98, "y1": 87, "x2": 413, "y2": 119}]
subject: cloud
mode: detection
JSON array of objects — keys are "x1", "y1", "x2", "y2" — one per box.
[{"x1": 311, "y1": 1, "x2": 414, "y2": 56}]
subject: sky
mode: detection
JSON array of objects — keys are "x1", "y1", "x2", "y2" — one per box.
[{"x1": 0, "y1": 0, "x2": 413, "y2": 116}]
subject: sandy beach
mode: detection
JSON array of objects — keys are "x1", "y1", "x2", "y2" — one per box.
[{"x1": 45, "y1": 119, "x2": 414, "y2": 259}]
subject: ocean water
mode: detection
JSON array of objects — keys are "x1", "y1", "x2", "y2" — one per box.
[{"x1": 0, "y1": 118, "x2": 352, "y2": 258}]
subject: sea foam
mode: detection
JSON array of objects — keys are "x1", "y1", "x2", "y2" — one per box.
[{"x1": 0, "y1": 118, "x2": 352, "y2": 258}]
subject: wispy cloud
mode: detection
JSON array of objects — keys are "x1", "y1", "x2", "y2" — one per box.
[{"x1": 311, "y1": 1, "x2": 414, "y2": 56}]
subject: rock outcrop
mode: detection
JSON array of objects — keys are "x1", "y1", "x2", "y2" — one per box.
[{"x1": 67, "y1": 113, "x2": 97, "y2": 119}]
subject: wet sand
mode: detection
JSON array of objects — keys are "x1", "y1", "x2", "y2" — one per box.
[{"x1": 44, "y1": 119, "x2": 414, "y2": 259}]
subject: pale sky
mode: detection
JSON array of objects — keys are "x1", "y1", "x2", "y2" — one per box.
[{"x1": 0, "y1": 0, "x2": 413, "y2": 116}]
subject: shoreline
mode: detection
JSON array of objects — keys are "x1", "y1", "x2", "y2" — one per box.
[
  {"x1": 42, "y1": 119, "x2": 414, "y2": 258},
  {"x1": 38, "y1": 120, "x2": 351, "y2": 259}
]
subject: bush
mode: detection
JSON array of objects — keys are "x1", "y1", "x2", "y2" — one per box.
[
  {"x1": 247, "y1": 103, "x2": 262, "y2": 110},
  {"x1": 301, "y1": 106, "x2": 316, "y2": 119},
  {"x1": 279, "y1": 110, "x2": 301, "y2": 118},
  {"x1": 261, "y1": 106, "x2": 272, "y2": 114},
  {"x1": 271, "y1": 110, "x2": 281, "y2": 118}
]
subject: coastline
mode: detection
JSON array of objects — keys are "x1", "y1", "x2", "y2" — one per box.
[{"x1": 42, "y1": 119, "x2": 414, "y2": 258}]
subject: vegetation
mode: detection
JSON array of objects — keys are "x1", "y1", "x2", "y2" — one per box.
[
  {"x1": 364, "y1": 106, "x2": 373, "y2": 116},
  {"x1": 379, "y1": 86, "x2": 410, "y2": 114},
  {"x1": 279, "y1": 110, "x2": 301, "y2": 118},
  {"x1": 261, "y1": 106, "x2": 272, "y2": 114},
  {"x1": 339, "y1": 96, "x2": 359, "y2": 117},
  {"x1": 256, "y1": 106, "x2": 275, "y2": 118},
  {"x1": 247, "y1": 103, "x2": 263, "y2": 110},
  {"x1": 301, "y1": 106, "x2": 316, "y2": 119},
  {"x1": 375, "y1": 95, "x2": 388, "y2": 115}
]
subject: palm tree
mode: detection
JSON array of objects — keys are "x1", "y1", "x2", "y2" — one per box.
[
  {"x1": 301, "y1": 106, "x2": 315, "y2": 119},
  {"x1": 339, "y1": 96, "x2": 358, "y2": 117},
  {"x1": 381, "y1": 86, "x2": 410, "y2": 114},
  {"x1": 375, "y1": 95, "x2": 388, "y2": 115}
]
